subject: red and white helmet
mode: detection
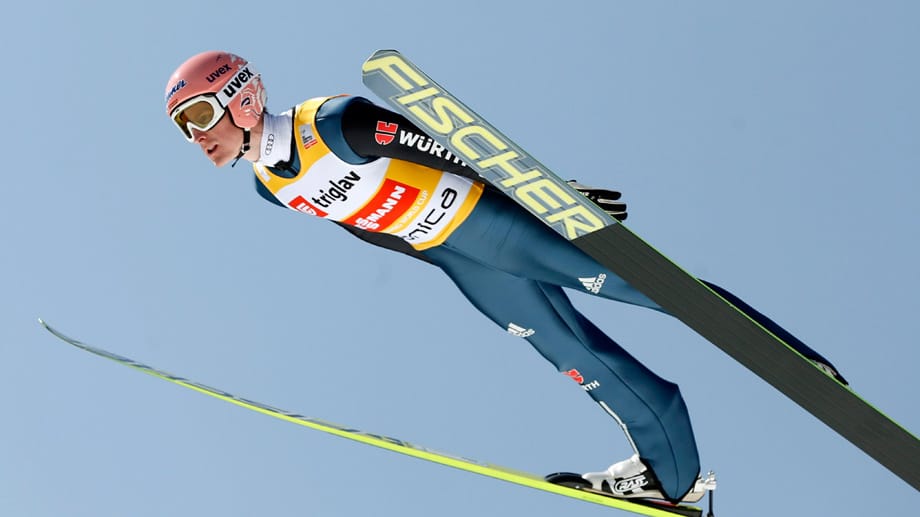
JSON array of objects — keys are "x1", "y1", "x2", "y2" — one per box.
[{"x1": 165, "y1": 50, "x2": 266, "y2": 141}]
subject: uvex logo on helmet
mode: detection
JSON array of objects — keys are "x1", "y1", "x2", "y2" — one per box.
[
  {"x1": 206, "y1": 64, "x2": 232, "y2": 83},
  {"x1": 217, "y1": 67, "x2": 255, "y2": 104}
]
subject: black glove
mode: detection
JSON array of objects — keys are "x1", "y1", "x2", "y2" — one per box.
[{"x1": 567, "y1": 180, "x2": 628, "y2": 221}]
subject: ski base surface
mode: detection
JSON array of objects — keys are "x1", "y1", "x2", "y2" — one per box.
[
  {"x1": 360, "y1": 49, "x2": 920, "y2": 491},
  {"x1": 38, "y1": 319, "x2": 703, "y2": 517}
]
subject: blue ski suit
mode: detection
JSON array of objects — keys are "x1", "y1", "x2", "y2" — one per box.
[{"x1": 253, "y1": 95, "x2": 839, "y2": 501}]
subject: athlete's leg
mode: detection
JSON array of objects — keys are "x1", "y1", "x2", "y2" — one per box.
[
  {"x1": 700, "y1": 280, "x2": 847, "y2": 383},
  {"x1": 449, "y1": 189, "x2": 844, "y2": 381},
  {"x1": 423, "y1": 245, "x2": 701, "y2": 501},
  {"x1": 442, "y1": 189, "x2": 664, "y2": 309}
]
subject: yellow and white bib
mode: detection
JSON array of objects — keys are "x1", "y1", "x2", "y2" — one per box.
[{"x1": 253, "y1": 97, "x2": 483, "y2": 250}]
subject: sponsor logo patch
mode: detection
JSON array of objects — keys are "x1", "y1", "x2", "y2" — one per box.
[
  {"x1": 563, "y1": 369, "x2": 600, "y2": 391},
  {"x1": 299, "y1": 124, "x2": 318, "y2": 150},
  {"x1": 375, "y1": 121, "x2": 398, "y2": 145},
  {"x1": 563, "y1": 369, "x2": 584, "y2": 384},
  {"x1": 206, "y1": 64, "x2": 232, "y2": 83},
  {"x1": 396, "y1": 130, "x2": 465, "y2": 164},
  {"x1": 507, "y1": 322, "x2": 535, "y2": 338},
  {"x1": 288, "y1": 195, "x2": 328, "y2": 217},
  {"x1": 613, "y1": 474, "x2": 649, "y2": 494},
  {"x1": 579, "y1": 273, "x2": 607, "y2": 294},
  {"x1": 220, "y1": 66, "x2": 255, "y2": 99},
  {"x1": 165, "y1": 79, "x2": 187, "y2": 102},
  {"x1": 344, "y1": 179, "x2": 420, "y2": 231},
  {"x1": 263, "y1": 133, "x2": 275, "y2": 156},
  {"x1": 308, "y1": 171, "x2": 362, "y2": 208}
]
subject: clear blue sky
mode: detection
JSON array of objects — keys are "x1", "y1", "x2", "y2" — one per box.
[{"x1": 3, "y1": 1, "x2": 917, "y2": 516}]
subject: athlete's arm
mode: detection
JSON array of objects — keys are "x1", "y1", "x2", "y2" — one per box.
[
  {"x1": 317, "y1": 96, "x2": 627, "y2": 221},
  {"x1": 318, "y1": 96, "x2": 480, "y2": 180},
  {"x1": 566, "y1": 181, "x2": 628, "y2": 221}
]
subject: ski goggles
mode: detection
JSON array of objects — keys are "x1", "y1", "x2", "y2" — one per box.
[{"x1": 170, "y1": 95, "x2": 227, "y2": 141}]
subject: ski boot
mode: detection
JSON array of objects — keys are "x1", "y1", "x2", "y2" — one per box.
[{"x1": 580, "y1": 454, "x2": 716, "y2": 503}]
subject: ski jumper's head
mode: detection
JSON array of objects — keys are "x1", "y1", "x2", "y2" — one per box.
[{"x1": 165, "y1": 50, "x2": 266, "y2": 167}]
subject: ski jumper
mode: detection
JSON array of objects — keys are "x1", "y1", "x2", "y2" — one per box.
[{"x1": 252, "y1": 95, "x2": 838, "y2": 502}]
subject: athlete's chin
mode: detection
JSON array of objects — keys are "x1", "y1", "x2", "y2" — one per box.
[{"x1": 207, "y1": 151, "x2": 234, "y2": 168}]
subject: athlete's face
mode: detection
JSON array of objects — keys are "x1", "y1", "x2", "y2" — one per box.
[{"x1": 189, "y1": 112, "x2": 243, "y2": 167}]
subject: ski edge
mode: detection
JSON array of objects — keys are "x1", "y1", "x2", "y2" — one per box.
[{"x1": 37, "y1": 318, "x2": 700, "y2": 517}]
